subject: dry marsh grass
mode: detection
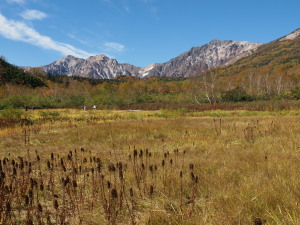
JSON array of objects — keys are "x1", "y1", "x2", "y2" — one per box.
[{"x1": 0, "y1": 109, "x2": 299, "y2": 224}]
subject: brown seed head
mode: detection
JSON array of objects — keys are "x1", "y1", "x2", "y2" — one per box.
[
  {"x1": 195, "y1": 176, "x2": 199, "y2": 184},
  {"x1": 108, "y1": 163, "x2": 116, "y2": 172},
  {"x1": 53, "y1": 200, "x2": 59, "y2": 210},
  {"x1": 111, "y1": 188, "x2": 118, "y2": 199},
  {"x1": 133, "y1": 150, "x2": 138, "y2": 158},
  {"x1": 107, "y1": 181, "x2": 111, "y2": 189},
  {"x1": 189, "y1": 164, "x2": 194, "y2": 170},
  {"x1": 40, "y1": 183, "x2": 44, "y2": 191},
  {"x1": 6, "y1": 202, "x2": 11, "y2": 213},
  {"x1": 73, "y1": 180, "x2": 77, "y2": 188},
  {"x1": 29, "y1": 189, "x2": 33, "y2": 199},
  {"x1": 37, "y1": 203, "x2": 43, "y2": 212},
  {"x1": 13, "y1": 167, "x2": 17, "y2": 176},
  {"x1": 24, "y1": 195, "x2": 29, "y2": 206},
  {"x1": 149, "y1": 165, "x2": 153, "y2": 173},
  {"x1": 150, "y1": 185, "x2": 154, "y2": 196},
  {"x1": 129, "y1": 188, "x2": 134, "y2": 197}
]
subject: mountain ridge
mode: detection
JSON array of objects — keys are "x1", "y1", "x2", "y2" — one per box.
[
  {"x1": 41, "y1": 54, "x2": 141, "y2": 79},
  {"x1": 40, "y1": 40, "x2": 262, "y2": 79},
  {"x1": 144, "y1": 40, "x2": 261, "y2": 78},
  {"x1": 24, "y1": 28, "x2": 299, "y2": 80}
]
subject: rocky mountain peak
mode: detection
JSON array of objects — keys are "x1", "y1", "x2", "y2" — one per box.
[
  {"x1": 41, "y1": 39, "x2": 262, "y2": 79},
  {"x1": 208, "y1": 39, "x2": 228, "y2": 45},
  {"x1": 142, "y1": 40, "x2": 262, "y2": 78},
  {"x1": 87, "y1": 54, "x2": 110, "y2": 62},
  {"x1": 56, "y1": 55, "x2": 79, "y2": 63},
  {"x1": 42, "y1": 53, "x2": 139, "y2": 79}
]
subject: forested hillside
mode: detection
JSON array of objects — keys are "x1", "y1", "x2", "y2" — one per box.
[
  {"x1": 191, "y1": 34, "x2": 300, "y2": 104},
  {"x1": 0, "y1": 57, "x2": 46, "y2": 88}
]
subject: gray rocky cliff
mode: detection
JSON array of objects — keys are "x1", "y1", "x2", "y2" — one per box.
[
  {"x1": 41, "y1": 40, "x2": 262, "y2": 79},
  {"x1": 42, "y1": 55, "x2": 141, "y2": 79},
  {"x1": 141, "y1": 40, "x2": 262, "y2": 78}
]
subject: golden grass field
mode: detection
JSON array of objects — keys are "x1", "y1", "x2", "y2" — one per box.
[{"x1": 0, "y1": 109, "x2": 300, "y2": 224}]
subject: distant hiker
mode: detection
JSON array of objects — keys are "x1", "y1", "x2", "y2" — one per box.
[
  {"x1": 93, "y1": 105, "x2": 96, "y2": 110},
  {"x1": 84, "y1": 106, "x2": 87, "y2": 111},
  {"x1": 32, "y1": 106, "x2": 35, "y2": 111},
  {"x1": 25, "y1": 106, "x2": 28, "y2": 111}
]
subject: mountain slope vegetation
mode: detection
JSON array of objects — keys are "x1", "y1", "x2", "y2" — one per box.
[
  {"x1": 190, "y1": 30, "x2": 300, "y2": 103},
  {"x1": 0, "y1": 57, "x2": 46, "y2": 88},
  {"x1": 223, "y1": 39, "x2": 298, "y2": 72}
]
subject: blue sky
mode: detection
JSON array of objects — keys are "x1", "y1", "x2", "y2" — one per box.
[{"x1": 0, "y1": 0, "x2": 299, "y2": 67}]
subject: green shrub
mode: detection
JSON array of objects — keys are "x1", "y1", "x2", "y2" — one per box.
[
  {"x1": 0, "y1": 108, "x2": 23, "y2": 119},
  {"x1": 291, "y1": 87, "x2": 300, "y2": 99},
  {"x1": 275, "y1": 87, "x2": 300, "y2": 100},
  {"x1": 39, "y1": 111, "x2": 60, "y2": 117},
  {"x1": 222, "y1": 87, "x2": 253, "y2": 102}
]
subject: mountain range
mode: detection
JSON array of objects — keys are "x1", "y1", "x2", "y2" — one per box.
[
  {"x1": 20, "y1": 28, "x2": 300, "y2": 80},
  {"x1": 40, "y1": 40, "x2": 262, "y2": 79}
]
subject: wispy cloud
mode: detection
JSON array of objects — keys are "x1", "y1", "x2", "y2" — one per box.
[
  {"x1": 20, "y1": 9, "x2": 47, "y2": 20},
  {"x1": 104, "y1": 42, "x2": 125, "y2": 52},
  {"x1": 150, "y1": 7, "x2": 159, "y2": 21},
  {"x1": 67, "y1": 33, "x2": 89, "y2": 45},
  {"x1": 140, "y1": 0, "x2": 160, "y2": 21},
  {"x1": 120, "y1": 0, "x2": 130, "y2": 13},
  {"x1": 0, "y1": 13, "x2": 94, "y2": 58},
  {"x1": 123, "y1": 5, "x2": 130, "y2": 13},
  {"x1": 6, "y1": 0, "x2": 25, "y2": 4}
]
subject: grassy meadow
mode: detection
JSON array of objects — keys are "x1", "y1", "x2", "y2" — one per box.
[{"x1": 0, "y1": 108, "x2": 300, "y2": 224}]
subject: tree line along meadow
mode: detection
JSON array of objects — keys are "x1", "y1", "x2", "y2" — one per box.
[{"x1": 0, "y1": 54, "x2": 299, "y2": 110}]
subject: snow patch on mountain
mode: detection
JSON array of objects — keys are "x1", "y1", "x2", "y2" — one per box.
[{"x1": 138, "y1": 64, "x2": 156, "y2": 77}]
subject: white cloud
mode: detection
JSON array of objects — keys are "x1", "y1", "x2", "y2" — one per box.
[
  {"x1": 104, "y1": 42, "x2": 125, "y2": 52},
  {"x1": 67, "y1": 34, "x2": 89, "y2": 45},
  {"x1": 20, "y1": 9, "x2": 47, "y2": 20},
  {"x1": 6, "y1": 0, "x2": 25, "y2": 4},
  {"x1": 0, "y1": 13, "x2": 94, "y2": 58}
]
